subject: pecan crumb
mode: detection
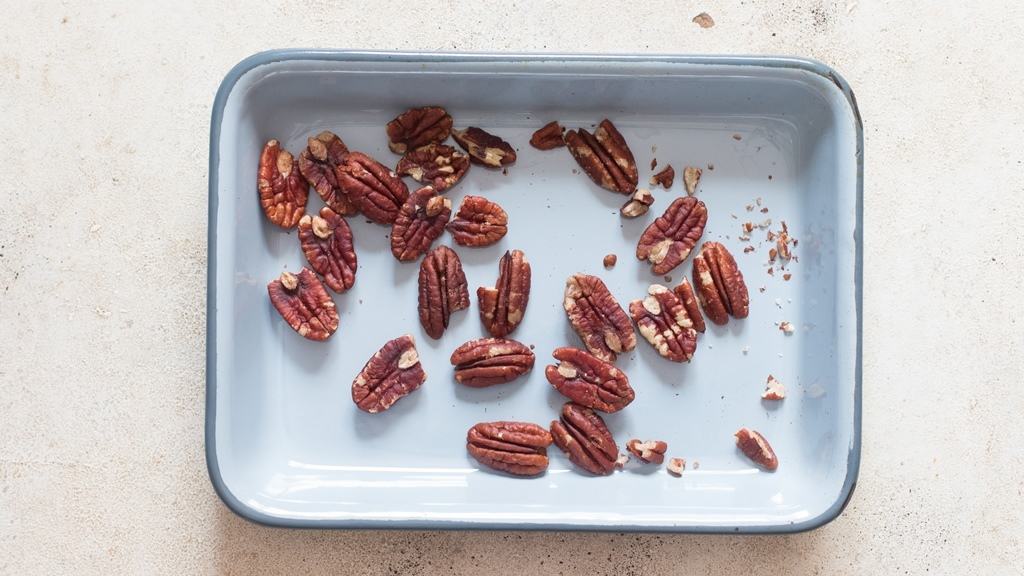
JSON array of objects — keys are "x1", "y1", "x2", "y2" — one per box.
[
  {"x1": 682, "y1": 166, "x2": 702, "y2": 195},
  {"x1": 650, "y1": 165, "x2": 675, "y2": 189},
  {"x1": 732, "y1": 134, "x2": 742, "y2": 141},
  {"x1": 769, "y1": 247, "x2": 778, "y2": 261},
  {"x1": 759, "y1": 286, "x2": 766, "y2": 293},
  {"x1": 746, "y1": 204, "x2": 754, "y2": 212},
  {"x1": 767, "y1": 267, "x2": 774, "y2": 276},
  {"x1": 667, "y1": 458, "x2": 686, "y2": 475},
  {"x1": 743, "y1": 245, "x2": 755, "y2": 253},
  {"x1": 603, "y1": 254, "x2": 618, "y2": 269},
  {"x1": 692, "y1": 11, "x2": 715, "y2": 27},
  {"x1": 742, "y1": 222, "x2": 754, "y2": 234},
  {"x1": 760, "y1": 207, "x2": 769, "y2": 213},
  {"x1": 663, "y1": 275, "x2": 672, "y2": 283},
  {"x1": 783, "y1": 273, "x2": 792, "y2": 281},
  {"x1": 650, "y1": 158, "x2": 657, "y2": 170},
  {"x1": 779, "y1": 321, "x2": 794, "y2": 335},
  {"x1": 762, "y1": 375, "x2": 786, "y2": 400}
]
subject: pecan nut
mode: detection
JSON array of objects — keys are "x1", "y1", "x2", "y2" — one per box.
[
  {"x1": 735, "y1": 428, "x2": 779, "y2": 471},
  {"x1": 563, "y1": 274, "x2": 636, "y2": 362},
  {"x1": 529, "y1": 121, "x2": 566, "y2": 150},
  {"x1": 692, "y1": 241, "x2": 749, "y2": 325},
  {"x1": 621, "y1": 188, "x2": 654, "y2": 218},
  {"x1": 297, "y1": 131, "x2": 356, "y2": 216},
  {"x1": 565, "y1": 119, "x2": 638, "y2": 194},
  {"x1": 636, "y1": 196, "x2": 708, "y2": 275},
  {"x1": 395, "y1": 143, "x2": 470, "y2": 192},
  {"x1": 386, "y1": 106, "x2": 453, "y2": 154},
  {"x1": 626, "y1": 439, "x2": 668, "y2": 465},
  {"x1": 452, "y1": 127, "x2": 516, "y2": 167},
  {"x1": 298, "y1": 207, "x2": 357, "y2": 293},
  {"x1": 550, "y1": 403, "x2": 618, "y2": 476},
  {"x1": 257, "y1": 139, "x2": 308, "y2": 228},
  {"x1": 266, "y1": 268, "x2": 338, "y2": 341},
  {"x1": 672, "y1": 278, "x2": 706, "y2": 333},
  {"x1": 467, "y1": 421, "x2": 553, "y2": 476},
  {"x1": 451, "y1": 338, "x2": 535, "y2": 387},
  {"x1": 545, "y1": 347, "x2": 634, "y2": 413},
  {"x1": 335, "y1": 152, "x2": 410, "y2": 224},
  {"x1": 629, "y1": 284, "x2": 698, "y2": 363},
  {"x1": 418, "y1": 245, "x2": 470, "y2": 339},
  {"x1": 352, "y1": 334, "x2": 426, "y2": 413},
  {"x1": 649, "y1": 165, "x2": 675, "y2": 189},
  {"x1": 447, "y1": 195, "x2": 508, "y2": 247},
  {"x1": 391, "y1": 186, "x2": 452, "y2": 261},
  {"x1": 478, "y1": 250, "x2": 531, "y2": 337}
]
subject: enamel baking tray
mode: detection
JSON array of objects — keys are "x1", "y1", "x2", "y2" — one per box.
[{"x1": 206, "y1": 51, "x2": 862, "y2": 533}]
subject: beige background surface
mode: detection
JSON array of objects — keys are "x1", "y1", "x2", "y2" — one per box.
[{"x1": 1, "y1": 1, "x2": 1023, "y2": 574}]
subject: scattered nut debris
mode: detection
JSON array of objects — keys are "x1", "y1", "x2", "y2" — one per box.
[
  {"x1": 706, "y1": 163, "x2": 714, "y2": 171},
  {"x1": 762, "y1": 375, "x2": 786, "y2": 400},
  {"x1": 769, "y1": 248, "x2": 778, "y2": 261},
  {"x1": 779, "y1": 321, "x2": 794, "y2": 334},
  {"x1": 603, "y1": 254, "x2": 618, "y2": 269},
  {"x1": 732, "y1": 134, "x2": 742, "y2": 141},
  {"x1": 615, "y1": 453, "x2": 630, "y2": 469},
  {"x1": 743, "y1": 246, "x2": 755, "y2": 253},
  {"x1": 627, "y1": 439, "x2": 668, "y2": 465},
  {"x1": 692, "y1": 12, "x2": 715, "y2": 28},
  {"x1": 621, "y1": 188, "x2": 655, "y2": 218},
  {"x1": 650, "y1": 158, "x2": 657, "y2": 170},
  {"x1": 683, "y1": 166, "x2": 702, "y2": 195},
  {"x1": 758, "y1": 218, "x2": 772, "y2": 229},
  {"x1": 759, "y1": 286, "x2": 766, "y2": 293},
  {"x1": 783, "y1": 273, "x2": 792, "y2": 281},
  {"x1": 666, "y1": 457, "x2": 686, "y2": 476},
  {"x1": 650, "y1": 165, "x2": 675, "y2": 189},
  {"x1": 760, "y1": 207, "x2": 769, "y2": 213}
]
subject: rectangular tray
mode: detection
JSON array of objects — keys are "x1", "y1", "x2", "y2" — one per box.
[{"x1": 206, "y1": 51, "x2": 862, "y2": 533}]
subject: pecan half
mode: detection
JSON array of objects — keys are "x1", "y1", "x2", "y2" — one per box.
[
  {"x1": 735, "y1": 428, "x2": 779, "y2": 471},
  {"x1": 636, "y1": 196, "x2": 708, "y2": 275},
  {"x1": 395, "y1": 143, "x2": 470, "y2": 192},
  {"x1": 672, "y1": 278, "x2": 706, "y2": 333},
  {"x1": 298, "y1": 207, "x2": 357, "y2": 293},
  {"x1": 451, "y1": 338, "x2": 535, "y2": 387},
  {"x1": 649, "y1": 165, "x2": 675, "y2": 189},
  {"x1": 467, "y1": 421, "x2": 552, "y2": 476},
  {"x1": 621, "y1": 188, "x2": 654, "y2": 218},
  {"x1": 447, "y1": 195, "x2": 508, "y2": 247},
  {"x1": 545, "y1": 347, "x2": 633, "y2": 413},
  {"x1": 352, "y1": 334, "x2": 426, "y2": 413},
  {"x1": 550, "y1": 403, "x2": 618, "y2": 476},
  {"x1": 565, "y1": 119, "x2": 638, "y2": 194},
  {"x1": 529, "y1": 121, "x2": 566, "y2": 150},
  {"x1": 335, "y1": 152, "x2": 409, "y2": 224},
  {"x1": 386, "y1": 106, "x2": 453, "y2": 155},
  {"x1": 692, "y1": 241, "x2": 750, "y2": 325},
  {"x1": 563, "y1": 274, "x2": 636, "y2": 362},
  {"x1": 478, "y1": 250, "x2": 531, "y2": 337},
  {"x1": 452, "y1": 127, "x2": 516, "y2": 168},
  {"x1": 626, "y1": 439, "x2": 668, "y2": 465},
  {"x1": 629, "y1": 284, "x2": 698, "y2": 363},
  {"x1": 257, "y1": 139, "x2": 308, "y2": 228},
  {"x1": 417, "y1": 246, "x2": 470, "y2": 339},
  {"x1": 297, "y1": 131, "x2": 356, "y2": 216},
  {"x1": 390, "y1": 186, "x2": 452, "y2": 261},
  {"x1": 266, "y1": 268, "x2": 338, "y2": 341}
]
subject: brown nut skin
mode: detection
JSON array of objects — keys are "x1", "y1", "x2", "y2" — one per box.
[
  {"x1": 335, "y1": 152, "x2": 410, "y2": 224},
  {"x1": 467, "y1": 421, "x2": 553, "y2": 476},
  {"x1": 530, "y1": 121, "x2": 566, "y2": 150},
  {"x1": 650, "y1": 165, "x2": 675, "y2": 189},
  {"x1": 545, "y1": 347, "x2": 634, "y2": 413},
  {"x1": 673, "y1": 278, "x2": 706, "y2": 333},
  {"x1": 563, "y1": 274, "x2": 636, "y2": 363},
  {"x1": 297, "y1": 131, "x2": 356, "y2": 216},
  {"x1": 550, "y1": 403, "x2": 619, "y2": 476},
  {"x1": 395, "y1": 143, "x2": 470, "y2": 192},
  {"x1": 298, "y1": 207, "x2": 357, "y2": 293},
  {"x1": 451, "y1": 338, "x2": 535, "y2": 387},
  {"x1": 692, "y1": 241, "x2": 750, "y2": 325},
  {"x1": 267, "y1": 268, "x2": 339, "y2": 341},
  {"x1": 478, "y1": 250, "x2": 531, "y2": 337},
  {"x1": 626, "y1": 439, "x2": 668, "y2": 465},
  {"x1": 735, "y1": 428, "x2": 779, "y2": 471},
  {"x1": 636, "y1": 196, "x2": 708, "y2": 275},
  {"x1": 565, "y1": 119, "x2": 638, "y2": 194},
  {"x1": 447, "y1": 195, "x2": 508, "y2": 247},
  {"x1": 452, "y1": 127, "x2": 517, "y2": 168},
  {"x1": 629, "y1": 284, "x2": 698, "y2": 363},
  {"x1": 386, "y1": 106, "x2": 453, "y2": 155},
  {"x1": 390, "y1": 186, "x2": 452, "y2": 261},
  {"x1": 258, "y1": 140, "x2": 308, "y2": 229},
  {"x1": 352, "y1": 335, "x2": 426, "y2": 413},
  {"x1": 418, "y1": 245, "x2": 470, "y2": 339}
]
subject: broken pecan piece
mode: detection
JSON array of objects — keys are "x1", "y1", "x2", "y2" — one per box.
[
  {"x1": 636, "y1": 196, "x2": 708, "y2": 275},
  {"x1": 692, "y1": 241, "x2": 749, "y2": 325},
  {"x1": 629, "y1": 284, "x2": 698, "y2": 363},
  {"x1": 451, "y1": 338, "x2": 535, "y2": 387},
  {"x1": 335, "y1": 152, "x2": 410, "y2": 224},
  {"x1": 550, "y1": 403, "x2": 618, "y2": 476},
  {"x1": 649, "y1": 165, "x2": 675, "y2": 189},
  {"x1": 257, "y1": 139, "x2": 308, "y2": 228},
  {"x1": 297, "y1": 131, "x2": 356, "y2": 216},
  {"x1": 565, "y1": 119, "x2": 638, "y2": 194},
  {"x1": 478, "y1": 250, "x2": 531, "y2": 337},
  {"x1": 395, "y1": 143, "x2": 470, "y2": 192},
  {"x1": 626, "y1": 439, "x2": 668, "y2": 465},
  {"x1": 391, "y1": 186, "x2": 452, "y2": 261},
  {"x1": 417, "y1": 245, "x2": 470, "y2": 339},
  {"x1": 563, "y1": 274, "x2": 636, "y2": 362},
  {"x1": 298, "y1": 207, "x2": 357, "y2": 293},
  {"x1": 545, "y1": 347, "x2": 633, "y2": 413},
  {"x1": 452, "y1": 127, "x2": 517, "y2": 168},
  {"x1": 666, "y1": 457, "x2": 686, "y2": 476},
  {"x1": 621, "y1": 188, "x2": 654, "y2": 218},
  {"x1": 762, "y1": 375, "x2": 786, "y2": 400},
  {"x1": 266, "y1": 268, "x2": 338, "y2": 341},
  {"x1": 447, "y1": 195, "x2": 508, "y2": 247},
  {"x1": 386, "y1": 106, "x2": 452, "y2": 155},
  {"x1": 735, "y1": 428, "x2": 779, "y2": 471},
  {"x1": 529, "y1": 121, "x2": 566, "y2": 150},
  {"x1": 672, "y1": 278, "x2": 706, "y2": 333},
  {"x1": 352, "y1": 335, "x2": 426, "y2": 413},
  {"x1": 683, "y1": 166, "x2": 702, "y2": 196},
  {"x1": 467, "y1": 421, "x2": 553, "y2": 476}
]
